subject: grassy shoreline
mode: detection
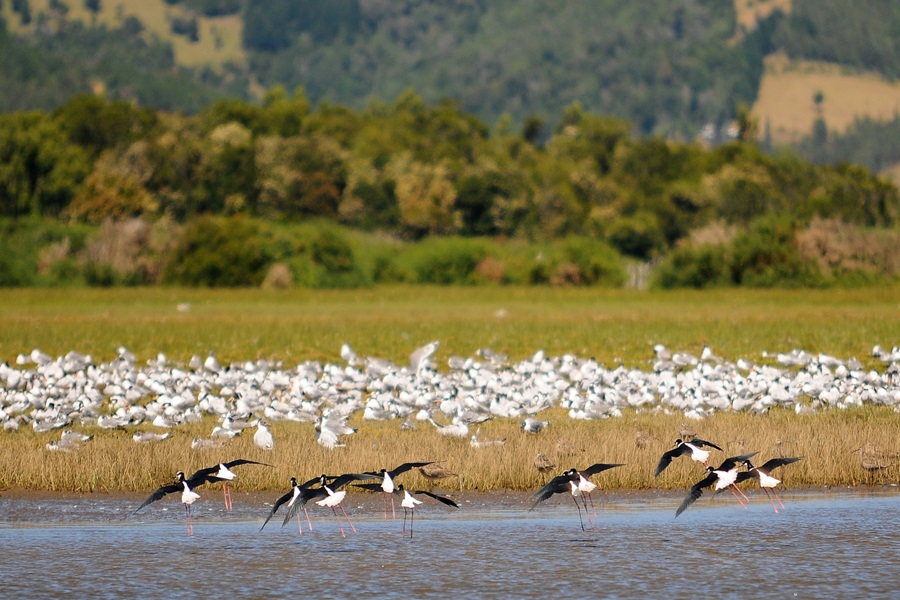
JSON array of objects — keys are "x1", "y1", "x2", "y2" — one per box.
[
  {"x1": 1, "y1": 408, "x2": 897, "y2": 493},
  {"x1": 1, "y1": 286, "x2": 899, "y2": 493}
]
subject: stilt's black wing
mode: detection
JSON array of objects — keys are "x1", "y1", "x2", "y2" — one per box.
[
  {"x1": 581, "y1": 463, "x2": 625, "y2": 477},
  {"x1": 675, "y1": 471, "x2": 717, "y2": 518},
  {"x1": 133, "y1": 482, "x2": 182, "y2": 514},
  {"x1": 690, "y1": 438, "x2": 723, "y2": 452},
  {"x1": 260, "y1": 489, "x2": 295, "y2": 531},
  {"x1": 655, "y1": 445, "x2": 688, "y2": 477},
  {"x1": 413, "y1": 490, "x2": 459, "y2": 508}
]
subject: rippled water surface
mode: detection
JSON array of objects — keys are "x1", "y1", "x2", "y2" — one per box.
[{"x1": 1, "y1": 489, "x2": 898, "y2": 598}]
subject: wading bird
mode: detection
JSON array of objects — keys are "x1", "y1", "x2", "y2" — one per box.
[
  {"x1": 733, "y1": 457, "x2": 802, "y2": 513},
  {"x1": 655, "y1": 438, "x2": 724, "y2": 477},
  {"x1": 133, "y1": 471, "x2": 201, "y2": 535},
  {"x1": 260, "y1": 475, "x2": 324, "y2": 533},
  {"x1": 572, "y1": 463, "x2": 625, "y2": 519},
  {"x1": 189, "y1": 459, "x2": 271, "y2": 510},
  {"x1": 282, "y1": 472, "x2": 379, "y2": 533},
  {"x1": 361, "y1": 462, "x2": 435, "y2": 519},
  {"x1": 531, "y1": 469, "x2": 595, "y2": 531},
  {"x1": 395, "y1": 484, "x2": 459, "y2": 538},
  {"x1": 675, "y1": 452, "x2": 759, "y2": 518}
]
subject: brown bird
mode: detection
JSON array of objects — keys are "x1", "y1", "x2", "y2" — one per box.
[
  {"x1": 418, "y1": 462, "x2": 458, "y2": 481},
  {"x1": 534, "y1": 452, "x2": 557, "y2": 482}
]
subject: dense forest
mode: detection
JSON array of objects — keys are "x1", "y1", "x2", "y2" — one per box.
[{"x1": 2, "y1": 93, "x2": 899, "y2": 289}]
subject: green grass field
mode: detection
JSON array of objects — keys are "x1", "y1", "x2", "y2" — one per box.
[
  {"x1": 2, "y1": 285, "x2": 899, "y2": 368},
  {"x1": 1, "y1": 286, "x2": 898, "y2": 493}
]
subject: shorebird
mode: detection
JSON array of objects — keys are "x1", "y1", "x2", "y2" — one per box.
[
  {"x1": 418, "y1": 462, "x2": 458, "y2": 483},
  {"x1": 533, "y1": 452, "x2": 557, "y2": 482},
  {"x1": 282, "y1": 472, "x2": 379, "y2": 532},
  {"x1": 655, "y1": 438, "x2": 724, "y2": 476},
  {"x1": 521, "y1": 418, "x2": 549, "y2": 434},
  {"x1": 314, "y1": 476, "x2": 357, "y2": 537},
  {"x1": 190, "y1": 459, "x2": 271, "y2": 510},
  {"x1": 530, "y1": 469, "x2": 594, "y2": 531},
  {"x1": 572, "y1": 463, "x2": 625, "y2": 518},
  {"x1": 133, "y1": 471, "x2": 202, "y2": 535},
  {"x1": 395, "y1": 485, "x2": 459, "y2": 538},
  {"x1": 260, "y1": 476, "x2": 322, "y2": 534},
  {"x1": 675, "y1": 452, "x2": 758, "y2": 518},
  {"x1": 734, "y1": 457, "x2": 802, "y2": 513},
  {"x1": 358, "y1": 462, "x2": 434, "y2": 519}
]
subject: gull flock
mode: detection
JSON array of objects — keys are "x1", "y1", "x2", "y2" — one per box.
[{"x1": 1, "y1": 342, "x2": 900, "y2": 451}]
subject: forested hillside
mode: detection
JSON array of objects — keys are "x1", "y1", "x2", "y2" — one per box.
[{"x1": 3, "y1": 0, "x2": 900, "y2": 149}]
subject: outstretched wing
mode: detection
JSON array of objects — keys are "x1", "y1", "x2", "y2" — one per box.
[
  {"x1": 581, "y1": 463, "x2": 625, "y2": 477},
  {"x1": 282, "y1": 487, "x2": 326, "y2": 527},
  {"x1": 260, "y1": 489, "x2": 294, "y2": 531},
  {"x1": 675, "y1": 472, "x2": 717, "y2": 518},
  {"x1": 412, "y1": 490, "x2": 459, "y2": 508},
  {"x1": 758, "y1": 457, "x2": 802, "y2": 473},
  {"x1": 329, "y1": 471, "x2": 380, "y2": 490},
  {"x1": 691, "y1": 438, "x2": 723, "y2": 452},
  {"x1": 530, "y1": 479, "x2": 574, "y2": 511},
  {"x1": 352, "y1": 482, "x2": 384, "y2": 493},
  {"x1": 388, "y1": 462, "x2": 434, "y2": 477},
  {"x1": 717, "y1": 452, "x2": 759, "y2": 472},
  {"x1": 224, "y1": 458, "x2": 272, "y2": 469},
  {"x1": 655, "y1": 446, "x2": 686, "y2": 477},
  {"x1": 133, "y1": 482, "x2": 182, "y2": 514}
]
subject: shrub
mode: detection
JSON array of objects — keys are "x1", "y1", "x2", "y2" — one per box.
[
  {"x1": 396, "y1": 237, "x2": 490, "y2": 284},
  {"x1": 729, "y1": 216, "x2": 825, "y2": 288},
  {"x1": 653, "y1": 244, "x2": 731, "y2": 289},
  {"x1": 162, "y1": 216, "x2": 269, "y2": 286}
]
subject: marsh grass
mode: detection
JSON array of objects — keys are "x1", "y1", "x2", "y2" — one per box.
[
  {"x1": 2, "y1": 407, "x2": 897, "y2": 494},
  {"x1": 1, "y1": 286, "x2": 899, "y2": 493}
]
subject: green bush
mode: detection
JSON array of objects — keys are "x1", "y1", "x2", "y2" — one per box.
[
  {"x1": 653, "y1": 244, "x2": 731, "y2": 289},
  {"x1": 556, "y1": 236, "x2": 626, "y2": 287},
  {"x1": 283, "y1": 222, "x2": 374, "y2": 288},
  {"x1": 162, "y1": 216, "x2": 269, "y2": 286},
  {"x1": 729, "y1": 216, "x2": 825, "y2": 288},
  {"x1": 396, "y1": 237, "x2": 491, "y2": 284}
]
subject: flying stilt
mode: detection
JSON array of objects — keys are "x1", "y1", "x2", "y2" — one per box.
[
  {"x1": 655, "y1": 438, "x2": 724, "y2": 477},
  {"x1": 363, "y1": 462, "x2": 434, "y2": 519},
  {"x1": 189, "y1": 459, "x2": 271, "y2": 510},
  {"x1": 396, "y1": 485, "x2": 459, "y2": 539},
  {"x1": 133, "y1": 471, "x2": 201, "y2": 535},
  {"x1": 675, "y1": 452, "x2": 758, "y2": 518},
  {"x1": 572, "y1": 463, "x2": 625, "y2": 519},
  {"x1": 531, "y1": 469, "x2": 594, "y2": 531},
  {"x1": 734, "y1": 457, "x2": 802, "y2": 513},
  {"x1": 283, "y1": 472, "x2": 379, "y2": 535}
]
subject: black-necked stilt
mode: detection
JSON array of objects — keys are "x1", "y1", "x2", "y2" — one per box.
[
  {"x1": 134, "y1": 471, "x2": 201, "y2": 535},
  {"x1": 572, "y1": 462, "x2": 625, "y2": 519},
  {"x1": 734, "y1": 457, "x2": 802, "y2": 513},
  {"x1": 675, "y1": 452, "x2": 758, "y2": 518},
  {"x1": 395, "y1": 484, "x2": 459, "y2": 538},
  {"x1": 365, "y1": 462, "x2": 434, "y2": 519},
  {"x1": 190, "y1": 459, "x2": 271, "y2": 510},
  {"x1": 282, "y1": 472, "x2": 379, "y2": 534},
  {"x1": 655, "y1": 438, "x2": 723, "y2": 477},
  {"x1": 261, "y1": 477, "x2": 306, "y2": 533},
  {"x1": 313, "y1": 475, "x2": 357, "y2": 537},
  {"x1": 531, "y1": 469, "x2": 593, "y2": 531}
]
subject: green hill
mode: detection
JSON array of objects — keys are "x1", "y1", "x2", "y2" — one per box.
[{"x1": 3, "y1": 0, "x2": 900, "y2": 175}]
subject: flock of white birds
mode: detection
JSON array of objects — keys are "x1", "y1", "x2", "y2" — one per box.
[{"x1": 1, "y1": 341, "x2": 899, "y2": 452}]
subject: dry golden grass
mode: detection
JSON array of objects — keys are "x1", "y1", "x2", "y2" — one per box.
[
  {"x1": 2, "y1": 407, "x2": 896, "y2": 494},
  {"x1": 753, "y1": 52, "x2": 900, "y2": 144}
]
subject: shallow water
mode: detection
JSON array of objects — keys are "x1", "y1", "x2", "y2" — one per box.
[{"x1": 1, "y1": 489, "x2": 898, "y2": 599}]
